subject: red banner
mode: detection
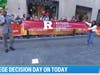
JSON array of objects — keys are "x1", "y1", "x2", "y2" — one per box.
[
  {"x1": 96, "y1": 26, "x2": 100, "y2": 35},
  {"x1": 4, "y1": 21, "x2": 100, "y2": 36},
  {"x1": 23, "y1": 21, "x2": 87, "y2": 30},
  {"x1": 12, "y1": 24, "x2": 21, "y2": 36},
  {"x1": 0, "y1": 21, "x2": 100, "y2": 37},
  {"x1": 23, "y1": 21, "x2": 88, "y2": 35}
]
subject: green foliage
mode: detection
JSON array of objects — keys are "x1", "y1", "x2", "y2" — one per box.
[
  {"x1": 0, "y1": 0, "x2": 7, "y2": 4},
  {"x1": 0, "y1": 0, "x2": 7, "y2": 9}
]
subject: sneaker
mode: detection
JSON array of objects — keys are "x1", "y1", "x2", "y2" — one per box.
[
  {"x1": 5, "y1": 49, "x2": 9, "y2": 53},
  {"x1": 9, "y1": 47, "x2": 15, "y2": 51}
]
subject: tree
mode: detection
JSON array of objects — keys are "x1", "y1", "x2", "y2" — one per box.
[{"x1": 0, "y1": 0, "x2": 7, "y2": 9}]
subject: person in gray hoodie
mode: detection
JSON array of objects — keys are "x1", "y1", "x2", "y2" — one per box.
[{"x1": 0, "y1": 11, "x2": 17, "y2": 53}]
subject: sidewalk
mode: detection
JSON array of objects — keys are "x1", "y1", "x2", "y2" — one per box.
[{"x1": 0, "y1": 35, "x2": 88, "y2": 43}]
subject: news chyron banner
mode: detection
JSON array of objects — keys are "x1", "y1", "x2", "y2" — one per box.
[{"x1": 0, "y1": 66, "x2": 100, "y2": 75}]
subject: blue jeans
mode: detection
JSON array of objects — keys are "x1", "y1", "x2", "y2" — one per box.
[{"x1": 87, "y1": 32, "x2": 96, "y2": 45}]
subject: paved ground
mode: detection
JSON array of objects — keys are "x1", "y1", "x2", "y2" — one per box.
[{"x1": 0, "y1": 35, "x2": 100, "y2": 65}]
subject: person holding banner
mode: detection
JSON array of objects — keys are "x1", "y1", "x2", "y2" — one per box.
[
  {"x1": 85, "y1": 21, "x2": 97, "y2": 46},
  {"x1": 0, "y1": 11, "x2": 16, "y2": 53}
]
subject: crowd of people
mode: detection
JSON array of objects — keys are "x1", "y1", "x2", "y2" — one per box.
[
  {"x1": 0, "y1": 10, "x2": 91, "y2": 23},
  {"x1": 0, "y1": 9, "x2": 98, "y2": 53},
  {"x1": 20, "y1": 14, "x2": 90, "y2": 22}
]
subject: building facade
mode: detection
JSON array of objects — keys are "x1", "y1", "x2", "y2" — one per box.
[{"x1": 7, "y1": 0, "x2": 100, "y2": 23}]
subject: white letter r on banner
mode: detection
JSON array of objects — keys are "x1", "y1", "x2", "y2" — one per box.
[{"x1": 43, "y1": 21, "x2": 53, "y2": 30}]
